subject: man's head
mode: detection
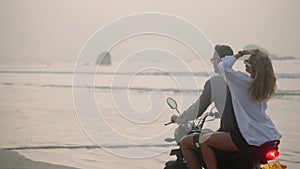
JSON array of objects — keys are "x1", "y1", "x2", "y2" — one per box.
[{"x1": 211, "y1": 44, "x2": 233, "y2": 73}]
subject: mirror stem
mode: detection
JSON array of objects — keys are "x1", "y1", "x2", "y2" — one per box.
[{"x1": 176, "y1": 109, "x2": 180, "y2": 115}]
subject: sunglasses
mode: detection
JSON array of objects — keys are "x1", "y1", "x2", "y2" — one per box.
[{"x1": 243, "y1": 60, "x2": 252, "y2": 67}]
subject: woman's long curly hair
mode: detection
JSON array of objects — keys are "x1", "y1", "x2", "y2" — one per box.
[{"x1": 248, "y1": 50, "x2": 277, "y2": 101}]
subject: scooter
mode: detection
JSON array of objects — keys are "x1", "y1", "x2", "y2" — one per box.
[{"x1": 163, "y1": 97, "x2": 286, "y2": 169}]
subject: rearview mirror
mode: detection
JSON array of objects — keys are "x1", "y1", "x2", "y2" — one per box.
[{"x1": 166, "y1": 97, "x2": 177, "y2": 109}]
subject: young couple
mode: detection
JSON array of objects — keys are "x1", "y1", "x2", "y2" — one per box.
[{"x1": 170, "y1": 44, "x2": 281, "y2": 169}]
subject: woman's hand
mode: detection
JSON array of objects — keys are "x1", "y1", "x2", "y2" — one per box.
[
  {"x1": 243, "y1": 49, "x2": 259, "y2": 55},
  {"x1": 235, "y1": 49, "x2": 259, "y2": 59}
]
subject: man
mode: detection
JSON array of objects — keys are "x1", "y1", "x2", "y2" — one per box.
[
  {"x1": 171, "y1": 44, "x2": 233, "y2": 124},
  {"x1": 170, "y1": 44, "x2": 234, "y2": 169}
]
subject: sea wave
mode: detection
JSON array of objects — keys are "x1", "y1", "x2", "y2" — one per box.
[
  {"x1": 1, "y1": 143, "x2": 176, "y2": 150},
  {"x1": 0, "y1": 82, "x2": 299, "y2": 97},
  {"x1": 0, "y1": 70, "x2": 300, "y2": 79}
]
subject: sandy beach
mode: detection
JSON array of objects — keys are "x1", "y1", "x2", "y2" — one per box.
[{"x1": 0, "y1": 149, "x2": 171, "y2": 169}]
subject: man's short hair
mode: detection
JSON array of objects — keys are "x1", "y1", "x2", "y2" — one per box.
[{"x1": 215, "y1": 44, "x2": 233, "y2": 58}]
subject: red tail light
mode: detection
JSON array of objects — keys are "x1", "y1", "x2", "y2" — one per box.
[{"x1": 265, "y1": 149, "x2": 279, "y2": 160}]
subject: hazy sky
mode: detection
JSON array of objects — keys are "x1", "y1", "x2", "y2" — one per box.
[{"x1": 0, "y1": 0, "x2": 299, "y2": 63}]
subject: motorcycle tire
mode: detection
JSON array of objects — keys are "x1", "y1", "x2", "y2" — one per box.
[{"x1": 164, "y1": 160, "x2": 188, "y2": 169}]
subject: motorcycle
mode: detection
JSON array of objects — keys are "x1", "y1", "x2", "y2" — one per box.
[{"x1": 163, "y1": 97, "x2": 286, "y2": 169}]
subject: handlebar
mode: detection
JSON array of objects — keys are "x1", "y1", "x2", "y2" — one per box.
[
  {"x1": 164, "y1": 121, "x2": 173, "y2": 126},
  {"x1": 165, "y1": 111, "x2": 220, "y2": 126}
]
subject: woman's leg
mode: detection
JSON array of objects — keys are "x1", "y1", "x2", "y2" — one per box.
[
  {"x1": 200, "y1": 132, "x2": 239, "y2": 169},
  {"x1": 180, "y1": 134, "x2": 203, "y2": 169}
]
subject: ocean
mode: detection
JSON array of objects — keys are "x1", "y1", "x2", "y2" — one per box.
[{"x1": 0, "y1": 58, "x2": 299, "y2": 168}]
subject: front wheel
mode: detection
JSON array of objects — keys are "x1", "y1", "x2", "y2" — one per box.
[{"x1": 164, "y1": 160, "x2": 188, "y2": 169}]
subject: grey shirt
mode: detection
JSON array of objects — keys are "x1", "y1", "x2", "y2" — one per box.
[{"x1": 176, "y1": 75, "x2": 227, "y2": 124}]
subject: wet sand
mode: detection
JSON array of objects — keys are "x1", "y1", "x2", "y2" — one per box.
[{"x1": 0, "y1": 149, "x2": 78, "y2": 169}]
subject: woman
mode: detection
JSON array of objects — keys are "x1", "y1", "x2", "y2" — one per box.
[{"x1": 196, "y1": 49, "x2": 281, "y2": 169}]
